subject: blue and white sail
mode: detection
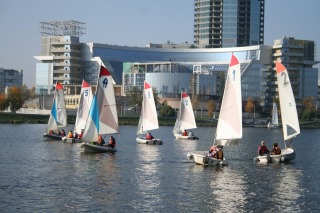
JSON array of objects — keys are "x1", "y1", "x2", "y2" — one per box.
[{"x1": 47, "y1": 82, "x2": 67, "y2": 131}]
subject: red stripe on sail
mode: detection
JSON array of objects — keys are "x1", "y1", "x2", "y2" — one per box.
[
  {"x1": 100, "y1": 65, "x2": 111, "y2": 77},
  {"x1": 56, "y1": 82, "x2": 63, "y2": 90},
  {"x1": 182, "y1": 92, "x2": 188, "y2": 98},
  {"x1": 276, "y1": 62, "x2": 286, "y2": 74},
  {"x1": 145, "y1": 82, "x2": 151, "y2": 89},
  {"x1": 230, "y1": 54, "x2": 239, "y2": 67},
  {"x1": 82, "y1": 80, "x2": 90, "y2": 88}
]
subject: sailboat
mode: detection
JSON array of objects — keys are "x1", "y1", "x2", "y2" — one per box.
[
  {"x1": 62, "y1": 80, "x2": 93, "y2": 143},
  {"x1": 136, "y1": 81, "x2": 163, "y2": 145},
  {"x1": 173, "y1": 91, "x2": 198, "y2": 140},
  {"x1": 267, "y1": 102, "x2": 279, "y2": 129},
  {"x1": 80, "y1": 65, "x2": 119, "y2": 153},
  {"x1": 43, "y1": 82, "x2": 68, "y2": 140},
  {"x1": 187, "y1": 54, "x2": 242, "y2": 166},
  {"x1": 254, "y1": 62, "x2": 300, "y2": 163}
]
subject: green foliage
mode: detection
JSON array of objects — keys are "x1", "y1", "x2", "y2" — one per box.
[
  {"x1": 159, "y1": 100, "x2": 175, "y2": 117},
  {"x1": 301, "y1": 109, "x2": 315, "y2": 121},
  {"x1": 127, "y1": 86, "x2": 142, "y2": 109},
  {"x1": 6, "y1": 86, "x2": 24, "y2": 113},
  {"x1": 0, "y1": 93, "x2": 9, "y2": 111}
]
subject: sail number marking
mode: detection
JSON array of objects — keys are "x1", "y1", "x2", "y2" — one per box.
[
  {"x1": 281, "y1": 72, "x2": 289, "y2": 86},
  {"x1": 102, "y1": 78, "x2": 108, "y2": 88}
]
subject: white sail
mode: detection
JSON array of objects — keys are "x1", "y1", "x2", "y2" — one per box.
[
  {"x1": 215, "y1": 54, "x2": 242, "y2": 146},
  {"x1": 74, "y1": 80, "x2": 93, "y2": 134},
  {"x1": 173, "y1": 92, "x2": 197, "y2": 134},
  {"x1": 82, "y1": 65, "x2": 119, "y2": 142},
  {"x1": 137, "y1": 81, "x2": 159, "y2": 135},
  {"x1": 271, "y1": 102, "x2": 279, "y2": 126},
  {"x1": 47, "y1": 82, "x2": 67, "y2": 131},
  {"x1": 276, "y1": 62, "x2": 300, "y2": 140}
]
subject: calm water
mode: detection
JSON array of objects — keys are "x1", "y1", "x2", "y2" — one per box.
[{"x1": 0, "y1": 124, "x2": 319, "y2": 212}]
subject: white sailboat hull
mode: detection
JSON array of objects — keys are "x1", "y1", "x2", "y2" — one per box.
[
  {"x1": 136, "y1": 137, "x2": 163, "y2": 145},
  {"x1": 61, "y1": 137, "x2": 82, "y2": 143},
  {"x1": 80, "y1": 143, "x2": 117, "y2": 153},
  {"x1": 174, "y1": 133, "x2": 199, "y2": 140},
  {"x1": 254, "y1": 147, "x2": 295, "y2": 163},
  {"x1": 187, "y1": 151, "x2": 228, "y2": 166}
]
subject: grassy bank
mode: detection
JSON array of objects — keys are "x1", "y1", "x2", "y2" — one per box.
[{"x1": 1, "y1": 112, "x2": 319, "y2": 128}]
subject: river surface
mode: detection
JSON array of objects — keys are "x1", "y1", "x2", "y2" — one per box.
[{"x1": 0, "y1": 124, "x2": 319, "y2": 212}]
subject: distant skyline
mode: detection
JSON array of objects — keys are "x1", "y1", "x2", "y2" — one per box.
[{"x1": 0, "y1": 0, "x2": 319, "y2": 88}]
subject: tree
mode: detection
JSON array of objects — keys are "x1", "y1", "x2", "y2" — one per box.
[
  {"x1": 207, "y1": 100, "x2": 216, "y2": 118},
  {"x1": 20, "y1": 84, "x2": 36, "y2": 102},
  {"x1": 0, "y1": 93, "x2": 9, "y2": 112},
  {"x1": 6, "y1": 86, "x2": 24, "y2": 113},
  {"x1": 245, "y1": 97, "x2": 254, "y2": 113},
  {"x1": 127, "y1": 86, "x2": 142, "y2": 113},
  {"x1": 160, "y1": 100, "x2": 175, "y2": 117}
]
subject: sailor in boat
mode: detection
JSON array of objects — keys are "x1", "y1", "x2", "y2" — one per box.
[
  {"x1": 188, "y1": 131, "x2": 194, "y2": 137},
  {"x1": 146, "y1": 131, "x2": 154, "y2": 140},
  {"x1": 258, "y1": 141, "x2": 270, "y2": 156},
  {"x1": 77, "y1": 130, "x2": 84, "y2": 139},
  {"x1": 49, "y1": 130, "x2": 54, "y2": 135},
  {"x1": 182, "y1": 130, "x2": 188, "y2": 136},
  {"x1": 107, "y1": 136, "x2": 116, "y2": 148},
  {"x1": 208, "y1": 145, "x2": 224, "y2": 160},
  {"x1": 271, "y1": 143, "x2": 281, "y2": 155},
  {"x1": 97, "y1": 135, "x2": 105, "y2": 146},
  {"x1": 67, "y1": 131, "x2": 73, "y2": 138},
  {"x1": 60, "y1": 129, "x2": 66, "y2": 137}
]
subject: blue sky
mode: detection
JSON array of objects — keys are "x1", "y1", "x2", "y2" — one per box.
[{"x1": 0, "y1": 0, "x2": 319, "y2": 88}]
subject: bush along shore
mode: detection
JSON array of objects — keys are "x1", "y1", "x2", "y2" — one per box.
[{"x1": 0, "y1": 112, "x2": 319, "y2": 128}]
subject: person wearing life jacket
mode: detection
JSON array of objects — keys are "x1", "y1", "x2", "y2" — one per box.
[
  {"x1": 77, "y1": 130, "x2": 83, "y2": 139},
  {"x1": 97, "y1": 135, "x2": 105, "y2": 146},
  {"x1": 258, "y1": 141, "x2": 270, "y2": 155},
  {"x1": 182, "y1": 130, "x2": 188, "y2": 136},
  {"x1": 146, "y1": 132, "x2": 154, "y2": 140},
  {"x1": 107, "y1": 136, "x2": 116, "y2": 148},
  {"x1": 60, "y1": 129, "x2": 66, "y2": 137},
  {"x1": 49, "y1": 130, "x2": 54, "y2": 135},
  {"x1": 209, "y1": 145, "x2": 218, "y2": 158},
  {"x1": 67, "y1": 131, "x2": 73, "y2": 138},
  {"x1": 188, "y1": 131, "x2": 194, "y2": 137},
  {"x1": 216, "y1": 146, "x2": 224, "y2": 160},
  {"x1": 271, "y1": 142, "x2": 281, "y2": 155}
]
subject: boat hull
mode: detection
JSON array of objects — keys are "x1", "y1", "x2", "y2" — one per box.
[
  {"x1": 43, "y1": 133, "x2": 62, "y2": 140},
  {"x1": 254, "y1": 147, "x2": 295, "y2": 163},
  {"x1": 62, "y1": 137, "x2": 82, "y2": 143},
  {"x1": 136, "y1": 137, "x2": 163, "y2": 145},
  {"x1": 80, "y1": 143, "x2": 117, "y2": 153},
  {"x1": 174, "y1": 133, "x2": 199, "y2": 140},
  {"x1": 187, "y1": 151, "x2": 228, "y2": 166}
]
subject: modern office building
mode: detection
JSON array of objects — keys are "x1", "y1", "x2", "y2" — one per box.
[
  {"x1": 83, "y1": 43, "x2": 272, "y2": 108},
  {"x1": 194, "y1": 0, "x2": 265, "y2": 48},
  {"x1": 0, "y1": 68, "x2": 23, "y2": 93}
]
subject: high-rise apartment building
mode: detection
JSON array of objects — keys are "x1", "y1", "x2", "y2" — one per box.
[
  {"x1": 35, "y1": 20, "x2": 85, "y2": 95},
  {"x1": 194, "y1": 0, "x2": 265, "y2": 48},
  {"x1": 266, "y1": 37, "x2": 318, "y2": 109}
]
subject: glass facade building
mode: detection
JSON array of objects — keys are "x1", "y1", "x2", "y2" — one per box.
[{"x1": 194, "y1": 0, "x2": 265, "y2": 48}]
